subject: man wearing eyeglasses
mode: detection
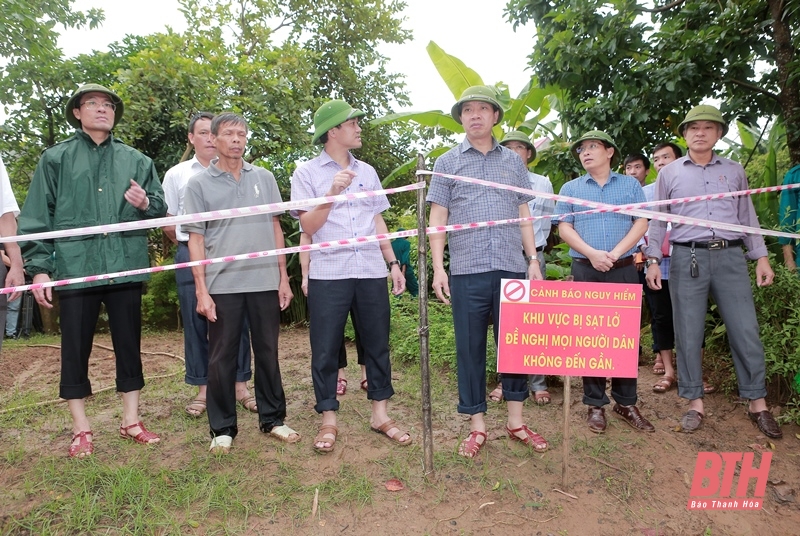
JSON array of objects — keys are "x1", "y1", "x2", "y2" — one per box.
[
  {"x1": 19, "y1": 83, "x2": 166, "y2": 458},
  {"x1": 555, "y1": 130, "x2": 654, "y2": 434}
]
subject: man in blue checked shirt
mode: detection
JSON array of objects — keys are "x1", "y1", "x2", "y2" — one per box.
[
  {"x1": 556, "y1": 130, "x2": 655, "y2": 434},
  {"x1": 428, "y1": 86, "x2": 547, "y2": 459}
]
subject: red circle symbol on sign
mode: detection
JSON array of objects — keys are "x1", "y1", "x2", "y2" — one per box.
[{"x1": 503, "y1": 280, "x2": 526, "y2": 302}]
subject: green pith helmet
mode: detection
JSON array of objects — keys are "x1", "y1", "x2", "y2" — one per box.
[
  {"x1": 64, "y1": 83, "x2": 124, "y2": 130},
  {"x1": 677, "y1": 104, "x2": 728, "y2": 137},
  {"x1": 500, "y1": 130, "x2": 536, "y2": 162},
  {"x1": 570, "y1": 130, "x2": 621, "y2": 169},
  {"x1": 312, "y1": 99, "x2": 366, "y2": 144},
  {"x1": 450, "y1": 85, "x2": 504, "y2": 125}
]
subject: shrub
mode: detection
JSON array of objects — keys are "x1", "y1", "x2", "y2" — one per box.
[{"x1": 703, "y1": 254, "x2": 800, "y2": 424}]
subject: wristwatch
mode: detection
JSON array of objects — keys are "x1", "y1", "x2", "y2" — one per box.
[
  {"x1": 525, "y1": 254, "x2": 538, "y2": 264},
  {"x1": 388, "y1": 260, "x2": 400, "y2": 269},
  {"x1": 645, "y1": 258, "x2": 659, "y2": 269}
]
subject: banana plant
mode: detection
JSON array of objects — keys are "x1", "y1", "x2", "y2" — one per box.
[{"x1": 370, "y1": 41, "x2": 558, "y2": 186}]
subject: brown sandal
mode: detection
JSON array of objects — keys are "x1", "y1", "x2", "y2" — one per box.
[
  {"x1": 313, "y1": 424, "x2": 338, "y2": 453},
  {"x1": 185, "y1": 398, "x2": 207, "y2": 417},
  {"x1": 237, "y1": 395, "x2": 258, "y2": 413},
  {"x1": 371, "y1": 419, "x2": 412, "y2": 446},
  {"x1": 653, "y1": 376, "x2": 675, "y2": 393},
  {"x1": 488, "y1": 384, "x2": 503, "y2": 402},
  {"x1": 652, "y1": 356, "x2": 665, "y2": 375}
]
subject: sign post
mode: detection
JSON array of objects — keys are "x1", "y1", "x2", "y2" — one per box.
[{"x1": 497, "y1": 279, "x2": 642, "y2": 488}]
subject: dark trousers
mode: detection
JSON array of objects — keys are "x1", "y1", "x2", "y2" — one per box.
[
  {"x1": 59, "y1": 283, "x2": 145, "y2": 399},
  {"x1": 640, "y1": 269, "x2": 658, "y2": 352},
  {"x1": 571, "y1": 262, "x2": 639, "y2": 407},
  {"x1": 308, "y1": 278, "x2": 393, "y2": 413},
  {"x1": 451, "y1": 271, "x2": 529, "y2": 415},
  {"x1": 207, "y1": 291, "x2": 285, "y2": 439},
  {"x1": 175, "y1": 243, "x2": 252, "y2": 385},
  {"x1": 0, "y1": 263, "x2": 6, "y2": 353},
  {"x1": 670, "y1": 246, "x2": 766, "y2": 401},
  {"x1": 649, "y1": 278, "x2": 675, "y2": 351},
  {"x1": 336, "y1": 309, "x2": 365, "y2": 369}
]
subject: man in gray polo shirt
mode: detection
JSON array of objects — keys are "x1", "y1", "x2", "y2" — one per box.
[{"x1": 183, "y1": 112, "x2": 297, "y2": 453}]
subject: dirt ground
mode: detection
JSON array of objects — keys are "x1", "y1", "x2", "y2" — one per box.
[{"x1": 1, "y1": 327, "x2": 799, "y2": 535}]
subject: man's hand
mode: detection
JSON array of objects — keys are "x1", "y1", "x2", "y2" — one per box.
[
  {"x1": 588, "y1": 249, "x2": 614, "y2": 272},
  {"x1": 432, "y1": 267, "x2": 450, "y2": 305},
  {"x1": 124, "y1": 179, "x2": 149, "y2": 210},
  {"x1": 31, "y1": 273, "x2": 53, "y2": 308},
  {"x1": 527, "y1": 261, "x2": 543, "y2": 281},
  {"x1": 645, "y1": 263, "x2": 663, "y2": 290},
  {"x1": 196, "y1": 290, "x2": 217, "y2": 321},
  {"x1": 326, "y1": 169, "x2": 355, "y2": 196},
  {"x1": 279, "y1": 278, "x2": 294, "y2": 310},
  {"x1": 755, "y1": 257, "x2": 775, "y2": 287},
  {"x1": 5, "y1": 264, "x2": 24, "y2": 301},
  {"x1": 390, "y1": 264, "x2": 406, "y2": 295}
]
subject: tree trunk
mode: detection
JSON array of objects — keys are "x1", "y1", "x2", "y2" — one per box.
[{"x1": 769, "y1": 0, "x2": 800, "y2": 166}]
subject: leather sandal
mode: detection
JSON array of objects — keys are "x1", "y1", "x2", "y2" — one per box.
[
  {"x1": 185, "y1": 398, "x2": 207, "y2": 417},
  {"x1": 371, "y1": 419, "x2": 412, "y2": 446},
  {"x1": 506, "y1": 424, "x2": 548, "y2": 452},
  {"x1": 68, "y1": 430, "x2": 93, "y2": 458},
  {"x1": 652, "y1": 356, "x2": 665, "y2": 375},
  {"x1": 119, "y1": 421, "x2": 161, "y2": 445},
  {"x1": 360, "y1": 379, "x2": 368, "y2": 391},
  {"x1": 534, "y1": 390, "x2": 551, "y2": 405},
  {"x1": 458, "y1": 430, "x2": 487, "y2": 458},
  {"x1": 313, "y1": 424, "x2": 338, "y2": 453},
  {"x1": 653, "y1": 376, "x2": 675, "y2": 393},
  {"x1": 237, "y1": 395, "x2": 258, "y2": 413},
  {"x1": 488, "y1": 384, "x2": 503, "y2": 402}
]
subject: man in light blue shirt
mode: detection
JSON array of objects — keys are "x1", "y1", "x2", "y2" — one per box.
[{"x1": 556, "y1": 130, "x2": 654, "y2": 434}]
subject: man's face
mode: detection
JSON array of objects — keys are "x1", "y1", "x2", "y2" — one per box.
[
  {"x1": 576, "y1": 140, "x2": 614, "y2": 173},
  {"x1": 624, "y1": 160, "x2": 648, "y2": 185},
  {"x1": 503, "y1": 141, "x2": 532, "y2": 165},
  {"x1": 211, "y1": 121, "x2": 247, "y2": 159},
  {"x1": 72, "y1": 91, "x2": 116, "y2": 135},
  {"x1": 653, "y1": 147, "x2": 678, "y2": 171},
  {"x1": 189, "y1": 118, "x2": 216, "y2": 161},
  {"x1": 331, "y1": 117, "x2": 362, "y2": 150},
  {"x1": 460, "y1": 101, "x2": 498, "y2": 139},
  {"x1": 683, "y1": 120, "x2": 723, "y2": 153}
]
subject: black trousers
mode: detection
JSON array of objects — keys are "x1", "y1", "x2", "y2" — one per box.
[
  {"x1": 571, "y1": 262, "x2": 639, "y2": 407},
  {"x1": 207, "y1": 291, "x2": 285, "y2": 439},
  {"x1": 58, "y1": 283, "x2": 145, "y2": 399},
  {"x1": 308, "y1": 278, "x2": 393, "y2": 413}
]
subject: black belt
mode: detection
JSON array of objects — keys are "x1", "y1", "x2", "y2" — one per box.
[
  {"x1": 572, "y1": 256, "x2": 634, "y2": 269},
  {"x1": 673, "y1": 239, "x2": 743, "y2": 250},
  {"x1": 536, "y1": 246, "x2": 544, "y2": 252},
  {"x1": 178, "y1": 241, "x2": 189, "y2": 246}
]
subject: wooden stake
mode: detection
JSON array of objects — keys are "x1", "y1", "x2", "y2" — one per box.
[
  {"x1": 417, "y1": 154, "x2": 434, "y2": 476},
  {"x1": 562, "y1": 375, "x2": 570, "y2": 489}
]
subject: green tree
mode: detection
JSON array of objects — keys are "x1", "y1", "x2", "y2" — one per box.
[{"x1": 505, "y1": 0, "x2": 800, "y2": 164}]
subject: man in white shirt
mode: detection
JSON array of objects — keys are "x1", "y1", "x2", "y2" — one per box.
[
  {"x1": 161, "y1": 112, "x2": 255, "y2": 418},
  {"x1": 0, "y1": 156, "x2": 24, "y2": 352}
]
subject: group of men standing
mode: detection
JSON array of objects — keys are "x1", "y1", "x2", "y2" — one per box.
[{"x1": 9, "y1": 81, "x2": 783, "y2": 459}]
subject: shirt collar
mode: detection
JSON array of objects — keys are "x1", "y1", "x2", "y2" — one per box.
[
  {"x1": 76, "y1": 129, "x2": 113, "y2": 147},
  {"x1": 459, "y1": 137, "x2": 501, "y2": 154},
  {"x1": 319, "y1": 149, "x2": 359, "y2": 170},
  {"x1": 684, "y1": 151, "x2": 723, "y2": 166},
  {"x1": 207, "y1": 157, "x2": 252, "y2": 176},
  {"x1": 579, "y1": 170, "x2": 623, "y2": 185}
]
